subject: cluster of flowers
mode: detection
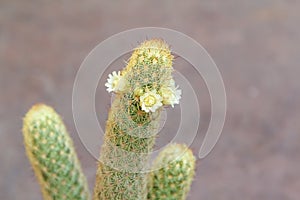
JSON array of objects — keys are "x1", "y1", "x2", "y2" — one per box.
[{"x1": 105, "y1": 71, "x2": 181, "y2": 113}]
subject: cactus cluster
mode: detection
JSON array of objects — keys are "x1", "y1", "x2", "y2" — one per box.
[{"x1": 22, "y1": 39, "x2": 196, "y2": 200}]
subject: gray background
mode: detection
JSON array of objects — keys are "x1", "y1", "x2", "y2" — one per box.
[{"x1": 1, "y1": 0, "x2": 299, "y2": 199}]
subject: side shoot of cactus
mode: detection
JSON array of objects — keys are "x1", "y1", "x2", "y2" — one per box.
[
  {"x1": 147, "y1": 144, "x2": 196, "y2": 200},
  {"x1": 23, "y1": 104, "x2": 90, "y2": 200}
]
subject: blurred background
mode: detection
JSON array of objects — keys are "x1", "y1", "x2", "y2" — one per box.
[{"x1": 1, "y1": 0, "x2": 300, "y2": 199}]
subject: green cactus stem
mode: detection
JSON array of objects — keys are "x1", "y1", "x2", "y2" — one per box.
[
  {"x1": 23, "y1": 104, "x2": 90, "y2": 200},
  {"x1": 93, "y1": 39, "x2": 175, "y2": 200},
  {"x1": 147, "y1": 144, "x2": 196, "y2": 200}
]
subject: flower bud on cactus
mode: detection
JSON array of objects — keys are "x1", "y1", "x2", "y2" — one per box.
[
  {"x1": 23, "y1": 104, "x2": 90, "y2": 200},
  {"x1": 147, "y1": 144, "x2": 196, "y2": 200},
  {"x1": 93, "y1": 39, "x2": 175, "y2": 200}
]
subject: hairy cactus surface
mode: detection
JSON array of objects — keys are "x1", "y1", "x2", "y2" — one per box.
[
  {"x1": 93, "y1": 39, "x2": 177, "y2": 200},
  {"x1": 147, "y1": 144, "x2": 196, "y2": 200},
  {"x1": 23, "y1": 104, "x2": 90, "y2": 200}
]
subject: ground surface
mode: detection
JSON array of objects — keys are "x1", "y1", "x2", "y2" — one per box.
[{"x1": 1, "y1": 0, "x2": 300, "y2": 199}]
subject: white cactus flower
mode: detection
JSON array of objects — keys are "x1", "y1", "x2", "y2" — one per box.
[
  {"x1": 160, "y1": 79, "x2": 182, "y2": 107},
  {"x1": 140, "y1": 89, "x2": 163, "y2": 113},
  {"x1": 105, "y1": 71, "x2": 126, "y2": 93}
]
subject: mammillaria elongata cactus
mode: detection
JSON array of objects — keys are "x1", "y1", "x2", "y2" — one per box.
[
  {"x1": 147, "y1": 144, "x2": 196, "y2": 200},
  {"x1": 23, "y1": 39, "x2": 196, "y2": 200},
  {"x1": 93, "y1": 39, "x2": 178, "y2": 200},
  {"x1": 23, "y1": 104, "x2": 90, "y2": 200}
]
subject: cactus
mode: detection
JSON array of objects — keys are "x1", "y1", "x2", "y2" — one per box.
[
  {"x1": 22, "y1": 39, "x2": 197, "y2": 200},
  {"x1": 23, "y1": 104, "x2": 90, "y2": 200},
  {"x1": 147, "y1": 144, "x2": 196, "y2": 200},
  {"x1": 93, "y1": 39, "x2": 176, "y2": 200}
]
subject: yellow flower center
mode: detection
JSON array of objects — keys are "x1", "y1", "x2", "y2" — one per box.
[
  {"x1": 144, "y1": 95, "x2": 156, "y2": 107},
  {"x1": 112, "y1": 79, "x2": 118, "y2": 88},
  {"x1": 152, "y1": 58, "x2": 158, "y2": 64}
]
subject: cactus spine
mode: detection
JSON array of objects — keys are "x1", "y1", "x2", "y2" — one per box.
[
  {"x1": 93, "y1": 39, "x2": 175, "y2": 200},
  {"x1": 23, "y1": 104, "x2": 90, "y2": 200},
  {"x1": 147, "y1": 144, "x2": 196, "y2": 200}
]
